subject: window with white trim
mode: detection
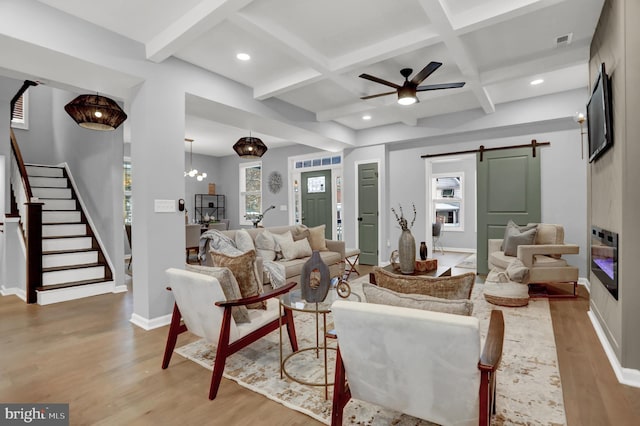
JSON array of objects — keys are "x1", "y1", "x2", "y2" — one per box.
[
  {"x1": 239, "y1": 161, "x2": 262, "y2": 226},
  {"x1": 432, "y1": 173, "x2": 464, "y2": 231},
  {"x1": 11, "y1": 92, "x2": 28, "y2": 130}
]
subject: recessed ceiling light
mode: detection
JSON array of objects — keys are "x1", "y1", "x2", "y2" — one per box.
[
  {"x1": 362, "y1": 115, "x2": 372, "y2": 120},
  {"x1": 530, "y1": 78, "x2": 544, "y2": 86},
  {"x1": 236, "y1": 53, "x2": 251, "y2": 61}
]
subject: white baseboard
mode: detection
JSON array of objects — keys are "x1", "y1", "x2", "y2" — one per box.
[
  {"x1": 587, "y1": 310, "x2": 640, "y2": 389},
  {"x1": 37, "y1": 281, "x2": 115, "y2": 305},
  {"x1": 0, "y1": 285, "x2": 26, "y2": 301},
  {"x1": 130, "y1": 313, "x2": 172, "y2": 330},
  {"x1": 112, "y1": 285, "x2": 128, "y2": 293},
  {"x1": 578, "y1": 277, "x2": 590, "y2": 292}
]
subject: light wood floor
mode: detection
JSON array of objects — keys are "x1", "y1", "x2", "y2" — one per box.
[{"x1": 1, "y1": 252, "x2": 639, "y2": 425}]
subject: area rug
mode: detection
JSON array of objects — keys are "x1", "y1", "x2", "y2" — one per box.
[
  {"x1": 456, "y1": 253, "x2": 477, "y2": 269},
  {"x1": 175, "y1": 275, "x2": 566, "y2": 425}
]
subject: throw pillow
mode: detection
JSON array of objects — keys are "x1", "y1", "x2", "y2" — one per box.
[
  {"x1": 373, "y1": 267, "x2": 475, "y2": 300},
  {"x1": 185, "y1": 264, "x2": 250, "y2": 323},
  {"x1": 235, "y1": 229, "x2": 255, "y2": 253},
  {"x1": 363, "y1": 283, "x2": 473, "y2": 316},
  {"x1": 292, "y1": 225, "x2": 311, "y2": 242},
  {"x1": 272, "y1": 231, "x2": 294, "y2": 259},
  {"x1": 307, "y1": 225, "x2": 328, "y2": 251},
  {"x1": 255, "y1": 229, "x2": 277, "y2": 261},
  {"x1": 503, "y1": 226, "x2": 537, "y2": 257},
  {"x1": 280, "y1": 238, "x2": 313, "y2": 261},
  {"x1": 501, "y1": 220, "x2": 537, "y2": 250},
  {"x1": 209, "y1": 250, "x2": 266, "y2": 310}
]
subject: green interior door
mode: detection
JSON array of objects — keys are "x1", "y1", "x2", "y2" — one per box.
[
  {"x1": 301, "y1": 169, "x2": 332, "y2": 239},
  {"x1": 477, "y1": 147, "x2": 541, "y2": 274},
  {"x1": 358, "y1": 163, "x2": 378, "y2": 265}
]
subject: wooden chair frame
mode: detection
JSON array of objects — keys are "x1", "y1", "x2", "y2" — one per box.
[
  {"x1": 331, "y1": 310, "x2": 504, "y2": 426},
  {"x1": 162, "y1": 281, "x2": 299, "y2": 400}
]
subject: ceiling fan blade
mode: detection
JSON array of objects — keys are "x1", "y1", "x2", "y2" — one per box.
[
  {"x1": 416, "y1": 82, "x2": 465, "y2": 91},
  {"x1": 359, "y1": 73, "x2": 401, "y2": 89},
  {"x1": 360, "y1": 90, "x2": 397, "y2": 100},
  {"x1": 410, "y1": 62, "x2": 442, "y2": 85}
]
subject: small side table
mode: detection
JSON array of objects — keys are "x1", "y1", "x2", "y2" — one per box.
[
  {"x1": 279, "y1": 289, "x2": 361, "y2": 399},
  {"x1": 343, "y1": 248, "x2": 361, "y2": 280}
]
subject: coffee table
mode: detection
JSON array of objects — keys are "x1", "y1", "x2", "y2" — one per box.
[
  {"x1": 369, "y1": 263, "x2": 452, "y2": 285},
  {"x1": 279, "y1": 288, "x2": 361, "y2": 399}
]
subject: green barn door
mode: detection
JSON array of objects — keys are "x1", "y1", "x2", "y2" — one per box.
[
  {"x1": 358, "y1": 163, "x2": 378, "y2": 265},
  {"x1": 477, "y1": 147, "x2": 541, "y2": 274},
  {"x1": 301, "y1": 170, "x2": 332, "y2": 239}
]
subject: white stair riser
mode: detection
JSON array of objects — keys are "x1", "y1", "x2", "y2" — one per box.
[
  {"x1": 42, "y1": 199, "x2": 76, "y2": 211},
  {"x1": 43, "y1": 224, "x2": 87, "y2": 237},
  {"x1": 43, "y1": 237, "x2": 92, "y2": 251},
  {"x1": 43, "y1": 266, "x2": 105, "y2": 286},
  {"x1": 42, "y1": 211, "x2": 82, "y2": 224},
  {"x1": 29, "y1": 176, "x2": 68, "y2": 188},
  {"x1": 43, "y1": 251, "x2": 98, "y2": 268},
  {"x1": 37, "y1": 281, "x2": 115, "y2": 305},
  {"x1": 26, "y1": 166, "x2": 64, "y2": 178},
  {"x1": 32, "y1": 187, "x2": 72, "y2": 199}
]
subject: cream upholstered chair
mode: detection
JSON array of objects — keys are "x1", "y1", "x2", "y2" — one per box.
[
  {"x1": 185, "y1": 224, "x2": 201, "y2": 263},
  {"x1": 488, "y1": 223, "x2": 579, "y2": 296},
  {"x1": 161, "y1": 268, "x2": 298, "y2": 400},
  {"x1": 330, "y1": 300, "x2": 504, "y2": 426}
]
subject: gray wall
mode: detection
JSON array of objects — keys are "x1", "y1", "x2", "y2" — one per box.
[{"x1": 589, "y1": 0, "x2": 640, "y2": 371}]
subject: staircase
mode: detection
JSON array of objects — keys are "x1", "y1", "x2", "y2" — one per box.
[{"x1": 26, "y1": 164, "x2": 114, "y2": 305}]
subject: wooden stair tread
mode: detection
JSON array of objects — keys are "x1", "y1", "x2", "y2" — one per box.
[
  {"x1": 42, "y1": 222, "x2": 86, "y2": 226},
  {"x1": 43, "y1": 248, "x2": 97, "y2": 255},
  {"x1": 42, "y1": 235, "x2": 90, "y2": 240},
  {"x1": 43, "y1": 262, "x2": 105, "y2": 272},
  {"x1": 36, "y1": 278, "x2": 109, "y2": 291}
]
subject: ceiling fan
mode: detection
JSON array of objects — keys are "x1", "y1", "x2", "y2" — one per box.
[{"x1": 359, "y1": 61, "x2": 465, "y2": 105}]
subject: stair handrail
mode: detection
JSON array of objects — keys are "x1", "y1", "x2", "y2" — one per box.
[{"x1": 8, "y1": 80, "x2": 42, "y2": 303}]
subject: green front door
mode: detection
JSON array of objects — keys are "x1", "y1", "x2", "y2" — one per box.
[
  {"x1": 358, "y1": 163, "x2": 378, "y2": 265},
  {"x1": 301, "y1": 170, "x2": 332, "y2": 239},
  {"x1": 477, "y1": 147, "x2": 541, "y2": 274}
]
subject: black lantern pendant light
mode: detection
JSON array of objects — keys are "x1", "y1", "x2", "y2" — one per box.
[
  {"x1": 233, "y1": 133, "x2": 267, "y2": 158},
  {"x1": 64, "y1": 94, "x2": 128, "y2": 131}
]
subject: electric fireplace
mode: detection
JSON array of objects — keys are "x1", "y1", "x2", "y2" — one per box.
[{"x1": 591, "y1": 226, "x2": 618, "y2": 300}]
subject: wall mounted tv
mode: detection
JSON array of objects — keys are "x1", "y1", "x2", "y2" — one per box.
[{"x1": 587, "y1": 62, "x2": 613, "y2": 163}]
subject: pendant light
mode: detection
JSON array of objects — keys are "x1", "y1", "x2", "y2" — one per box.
[
  {"x1": 233, "y1": 132, "x2": 267, "y2": 158},
  {"x1": 184, "y1": 138, "x2": 207, "y2": 181},
  {"x1": 64, "y1": 93, "x2": 127, "y2": 131}
]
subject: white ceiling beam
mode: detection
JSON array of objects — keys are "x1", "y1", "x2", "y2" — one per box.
[
  {"x1": 146, "y1": 0, "x2": 255, "y2": 62},
  {"x1": 452, "y1": 0, "x2": 565, "y2": 35},
  {"x1": 253, "y1": 69, "x2": 323, "y2": 100},
  {"x1": 417, "y1": 0, "x2": 495, "y2": 113}
]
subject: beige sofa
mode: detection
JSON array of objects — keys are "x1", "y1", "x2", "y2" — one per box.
[{"x1": 204, "y1": 225, "x2": 345, "y2": 287}]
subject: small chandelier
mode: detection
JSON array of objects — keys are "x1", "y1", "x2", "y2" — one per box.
[
  {"x1": 184, "y1": 138, "x2": 207, "y2": 181},
  {"x1": 233, "y1": 133, "x2": 267, "y2": 158},
  {"x1": 64, "y1": 93, "x2": 127, "y2": 131}
]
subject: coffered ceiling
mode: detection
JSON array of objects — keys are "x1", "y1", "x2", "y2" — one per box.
[{"x1": 33, "y1": 0, "x2": 604, "y2": 155}]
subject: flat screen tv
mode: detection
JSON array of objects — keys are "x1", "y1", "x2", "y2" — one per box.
[{"x1": 587, "y1": 63, "x2": 613, "y2": 163}]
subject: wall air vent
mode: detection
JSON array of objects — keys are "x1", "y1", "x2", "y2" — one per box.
[{"x1": 555, "y1": 33, "x2": 573, "y2": 47}]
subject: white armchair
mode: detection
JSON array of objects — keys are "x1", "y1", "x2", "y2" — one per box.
[
  {"x1": 488, "y1": 223, "x2": 579, "y2": 296},
  {"x1": 330, "y1": 300, "x2": 504, "y2": 426},
  {"x1": 161, "y1": 268, "x2": 298, "y2": 399}
]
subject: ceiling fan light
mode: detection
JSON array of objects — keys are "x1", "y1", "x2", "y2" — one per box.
[
  {"x1": 397, "y1": 87, "x2": 417, "y2": 105},
  {"x1": 233, "y1": 136, "x2": 268, "y2": 158},
  {"x1": 64, "y1": 94, "x2": 127, "y2": 131}
]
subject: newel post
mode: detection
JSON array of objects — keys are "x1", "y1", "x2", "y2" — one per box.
[{"x1": 26, "y1": 201, "x2": 44, "y2": 304}]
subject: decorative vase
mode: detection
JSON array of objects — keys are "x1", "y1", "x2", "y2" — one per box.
[
  {"x1": 300, "y1": 250, "x2": 331, "y2": 302},
  {"x1": 398, "y1": 229, "x2": 416, "y2": 274},
  {"x1": 420, "y1": 241, "x2": 428, "y2": 260}
]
